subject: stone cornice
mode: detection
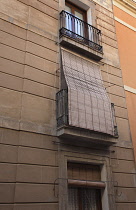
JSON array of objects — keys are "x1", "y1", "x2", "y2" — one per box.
[{"x1": 114, "y1": 0, "x2": 136, "y2": 14}]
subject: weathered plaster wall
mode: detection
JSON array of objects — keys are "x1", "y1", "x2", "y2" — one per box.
[{"x1": 0, "y1": 0, "x2": 135, "y2": 209}]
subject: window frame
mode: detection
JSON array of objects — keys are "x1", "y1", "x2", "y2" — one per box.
[
  {"x1": 58, "y1": 153, "x2": 111, "y2": 210},
  {"x1": 65, "y1": 1, "x2": 87, "y2": 22},
  {"x1": 67, "y1": 162, "x2": 104, "y2": 210},
  {"x1": 65, "y1": 1, "x2": 88, "y2": 39},
  {"x1": 59, "y1": 0, "x2": 97, "y2": 27}
]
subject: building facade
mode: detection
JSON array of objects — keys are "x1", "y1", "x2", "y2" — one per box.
[
  {"x1": 0, "y1": 0, "x2": 136, "y2": 210},
  {"x1": 113, "y1": 0, "x2": 136, "y2": 161}
]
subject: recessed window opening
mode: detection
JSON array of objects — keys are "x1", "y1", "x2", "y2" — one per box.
[
  {"x1": 67, "y1": 163, "x2": 104, "y2": 210},
  {"x1": 65, "y1": 1, "x2": 87, "y2": 38},
  {"x1": 59, "y1": 1, "x2": 103, "y2": 53}
]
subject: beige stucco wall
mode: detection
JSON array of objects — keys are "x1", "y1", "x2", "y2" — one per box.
[{"x1": 0, "y1": 0, "x2": 136, "y2": 209}]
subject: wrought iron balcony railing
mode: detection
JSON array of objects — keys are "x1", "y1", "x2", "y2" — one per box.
[
  {"x1": 56, "y1": 89, "x2": 68, "y2": 127},
  {"x1": 56, "y1": 89, "x2": 118, "y2": 137},
  {"x1": 60, "y1": 10, "x2": 103, "y2": 53}
]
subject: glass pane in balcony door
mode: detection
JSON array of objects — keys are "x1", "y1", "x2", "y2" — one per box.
[
  {"x1": 65, "y1": 5, "x2": 71, "y2": 13},
  {"x1": 65, "y1": 5, "x2": 72, "y2": 32},
  {"x1": 75, "y1": 11, "x2": 84, "y2": 37}
]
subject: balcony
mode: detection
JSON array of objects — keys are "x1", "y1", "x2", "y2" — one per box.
[
  {"x1": 56, "y1": 89, "x2": 118, "y2": 146},
  {"x1": 59, "y1": 10, "x2": 103, "y2": 60}
]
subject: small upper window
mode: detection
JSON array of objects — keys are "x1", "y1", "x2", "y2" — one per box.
[
  {"x1": 65, "y1": 1, "x2": 87, "y2": 38},
  {"x1": 65, "y1": 2, "x2": 86, "y2": 21},
  {"x1": 59, "y1": 1, "x2": 103, "y2": 53}
]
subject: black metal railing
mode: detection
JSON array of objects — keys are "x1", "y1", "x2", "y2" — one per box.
[
  {"x1": 60, "y1": 10, "x2": 103, "y2": 53},
  {"x1": 111, "y1": 103, "x2": 119, "y2": 137},
  {"x1": 56, "y1": 90, "x2": 118, "y2": 137},
  {"x1": 56, "y1": 89, "x2": 68, "y2": 127}
]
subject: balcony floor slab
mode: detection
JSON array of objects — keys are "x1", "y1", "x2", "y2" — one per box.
[
  {"x1": 60, "y1": 36, "x2": 103, "y2": 61},
  {"x1": 57, "y1": 125, "x2": 117, "y2": 147}
]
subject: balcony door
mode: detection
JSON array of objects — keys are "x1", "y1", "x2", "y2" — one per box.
[{"x1": 65, "y1": 2, "x2": 86, "y2": 38}]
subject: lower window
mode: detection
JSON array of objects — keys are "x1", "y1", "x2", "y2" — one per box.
[{"x1": 67, "y1": 162, "x2": 104, "y2": 210}]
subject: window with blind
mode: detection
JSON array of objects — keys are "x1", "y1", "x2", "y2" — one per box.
[
  {"x1": 61, "y1": 49, "x2": 115, "y2": 136},
  {"x1": 67, "y1": 163, "x2": 105, "y2": 210}
]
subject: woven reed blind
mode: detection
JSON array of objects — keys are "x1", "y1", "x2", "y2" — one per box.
[{"x1": 61, "y1": 49, "x2": 114, "y2": 135}]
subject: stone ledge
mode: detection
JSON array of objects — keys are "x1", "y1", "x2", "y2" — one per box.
[
  {"x1": 60, "y1": 36, "x2": 103, "y2": 61},
  {"x1": 57, "y1": 125, "x2": 117, "y2": 147}
]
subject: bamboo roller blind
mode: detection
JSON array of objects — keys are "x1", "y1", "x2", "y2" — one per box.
[{"x1": 61, "y1": 49, "x2": 114, "y2": 135}]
